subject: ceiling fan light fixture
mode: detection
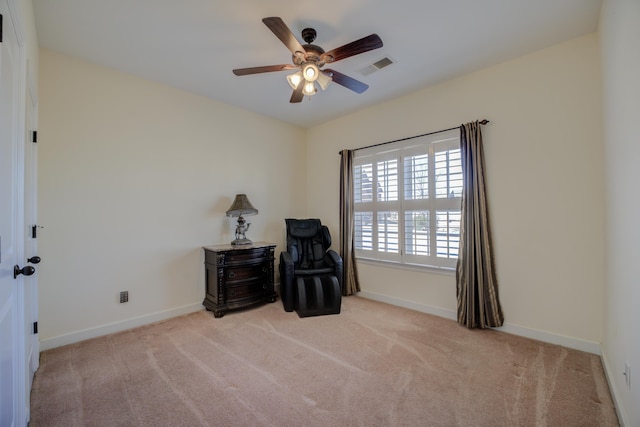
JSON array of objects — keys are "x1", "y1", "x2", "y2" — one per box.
[
  {"x1": 287, "y1": 71, "x2": 303, "y2": 89},
  {"x1": 302, "y1": 63, "x2": 319, "y2": 82},
  {"x1": 302, "y1": 81, "x2": 317, "y2": 96},
  {"x1": 317, "y1": 71, "x2": 331, "y2": 91}
]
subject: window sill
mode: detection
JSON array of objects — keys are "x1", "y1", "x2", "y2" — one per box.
[{"x1": 355, "y1": 257, "x2": 456, "y2": 276}]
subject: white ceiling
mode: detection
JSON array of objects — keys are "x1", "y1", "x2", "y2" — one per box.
[{"x1": 33, "y1": 0, "x2": 602, "y2": 128}]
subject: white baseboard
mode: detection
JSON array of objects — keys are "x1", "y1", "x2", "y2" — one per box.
[
  {"x1": 39, "y1": 302, "x2": 203, "y2": 351},
  {"x1": 495, "y1": 321, "x2": 601, "y2": 355},
  {"x1": 358, "y1": 290, "x2": 458, "y2": 321},
  {"x1": 358, "y1": 290, "x2": 601, "y2": 355},
  {"x1": 40, "y1": 291, "x2": 601, "y2": 357},
  {"x1": 600, "y1": 347, "x2": 630, "y2": 427}
]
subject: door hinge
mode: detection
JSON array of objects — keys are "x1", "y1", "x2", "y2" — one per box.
[
  {"x1": 33, "y1": 321, "x2": 38, "y2": 334},
  {"x1": 32, "y1": 225, "x2": 44, "y2": 238},
  {"x1": 32, "y1": 225, "x2": 43, "y2": 238},
  {"x1": 32, "y1": 130, "x2": 37, "y2": 143}
]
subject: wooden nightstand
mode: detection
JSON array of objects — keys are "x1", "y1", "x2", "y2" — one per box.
[{"x1": 202, "y1": 242, "x2": 277, "y2": 318}]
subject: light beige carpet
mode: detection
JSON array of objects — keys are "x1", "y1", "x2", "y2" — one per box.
[{"x1": 30, "y1": 297, "x2": 619, "y2": 426}]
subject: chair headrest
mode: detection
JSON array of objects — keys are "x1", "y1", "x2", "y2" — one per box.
[{"x1": 286, "y1": 218, "x2": 322, "y2": 239}]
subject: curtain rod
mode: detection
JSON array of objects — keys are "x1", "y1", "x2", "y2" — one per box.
[{"x1": 339, "y1": 119, "x2": 489, "y2": 154}]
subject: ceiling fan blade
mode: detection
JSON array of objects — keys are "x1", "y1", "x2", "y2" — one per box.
[
  {"x1": 324, "y1": 69, "x2": 369, "y2": 94},
  {"x1": 233, "y1": 64, "x2": 298, "y2": 76},
  {"x1": 262, "y1": 17, "x2": 306, "y2": 57},
  {"x1": 289, "y1": 83, "x2": 304, "y2": 103},
  {"x1": 321, "y1": 34, "x2": 383, "y2": 64}
]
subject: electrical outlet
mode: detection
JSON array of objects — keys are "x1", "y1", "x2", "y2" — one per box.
[
  {"x1": 120, "y1": 291, "x2": 129, "y2": 303},
  {"x1": 624, "y1": 361, "x2": 631, "y2": 389}
]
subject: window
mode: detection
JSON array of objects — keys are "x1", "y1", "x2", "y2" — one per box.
[{"x1": 353, "y1": 129, "x2": 462, "y2": 269}]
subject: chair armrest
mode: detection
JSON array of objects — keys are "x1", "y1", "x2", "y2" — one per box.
[
  {"x1": 280, "y1": 250, "x2": 294, "y2": 269},
  {"x1": 279, "y1": 251, "x2": 295, "y2": 312},
  {"x1": 325, "y1": 250, "x2": 344, "y2": 291}
]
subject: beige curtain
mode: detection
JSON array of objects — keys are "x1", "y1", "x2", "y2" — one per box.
[
  {"x1": 456, "y1": 121, "x2": 504, "y2": 328},
  {"x1": 339, "y1": 149, "x2": 361, "y2": 295}
]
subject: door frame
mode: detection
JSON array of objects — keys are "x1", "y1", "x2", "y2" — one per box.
[{"x1": 23, "y1": 59, "x2": 39, "y2": 418}]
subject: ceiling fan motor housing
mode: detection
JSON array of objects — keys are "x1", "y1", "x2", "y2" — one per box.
[
  {"x1": 292, "y1": 28, "x2": 326, "y2": 65},
  {"x1": 301, "y1": 28, "x2": 317, "y2": 43}
]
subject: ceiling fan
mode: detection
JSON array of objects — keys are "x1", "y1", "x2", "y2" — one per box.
[{"x1": 232, "y1": 17, "x2": 383, "y2": 103}]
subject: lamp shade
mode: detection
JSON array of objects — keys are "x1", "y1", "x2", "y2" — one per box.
[
  {"x1": 226, "y1": 194, "x2": 258, "y2": 217},
  {"x1": 302, "y1": 81, "x2": 317, "y2": 96},
  {"x1": 316, "y1": 71, "x2": 331, "y2": 91},
  {"x1": 287, "y1": 71, "x2": 303, "y2": 89},
  {"x1": 302, "y1": 63, "x2": 319, "y2": 82}
]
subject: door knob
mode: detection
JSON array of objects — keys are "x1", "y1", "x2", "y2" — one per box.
[
  {"x1": 28, "y1": 256, "x2": 41, "y2": 264},
  {"x1": 14, "y1": 265, "x2": 36, "y2": 279}
]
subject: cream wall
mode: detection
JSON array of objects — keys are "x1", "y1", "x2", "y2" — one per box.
[
  {"x1": 38, "y1": 49, "x2": 306, "y2": 348},
  {"x1": 39, "y1": 34, "x2": 606, "y2": 354},
  {"x1": 307, "y1": 34, "x2": 604, "y2": 351},
  {"x1": 600, "y1": 0, "x2": 640, "y2": 425}
]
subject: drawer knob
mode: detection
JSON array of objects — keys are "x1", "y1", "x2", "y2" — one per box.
[{"x1": 228, "y1": 271, "x2": 236, "y2": 279}]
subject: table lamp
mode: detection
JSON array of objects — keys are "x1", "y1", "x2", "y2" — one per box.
[{"x1": 226, "y1": 194, "x2": 258, "y2": 245}]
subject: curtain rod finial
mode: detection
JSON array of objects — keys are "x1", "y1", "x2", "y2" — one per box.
[{"x1": 480, "y1": 119, "x2": 489, "y2": 125}]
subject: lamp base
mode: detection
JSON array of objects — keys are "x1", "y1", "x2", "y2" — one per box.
[{"x1": 231, "y1": 238, "x2": 253, "y2": 246}]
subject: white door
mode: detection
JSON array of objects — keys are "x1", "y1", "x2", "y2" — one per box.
[{"x1": 0, "y1": 1, "x2": 27, "y2": 425}]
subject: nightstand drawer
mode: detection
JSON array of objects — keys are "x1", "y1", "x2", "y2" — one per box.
[
  {"x1": 203, "y1": 247, "x2": 269, "y2": 266},
  {"x1": 225, "y1": 264, "x2": 268, "y2": 283},
  {"x1": 225, "y1": 248, "x2": 268, "y2": 264},
  {"x1": 226, "y1": 280, "x2": 269, "y2": 303}
]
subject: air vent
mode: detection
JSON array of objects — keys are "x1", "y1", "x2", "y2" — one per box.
[{"x1": 360, "y1": 57, "x2": 394, "y2": 76}]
